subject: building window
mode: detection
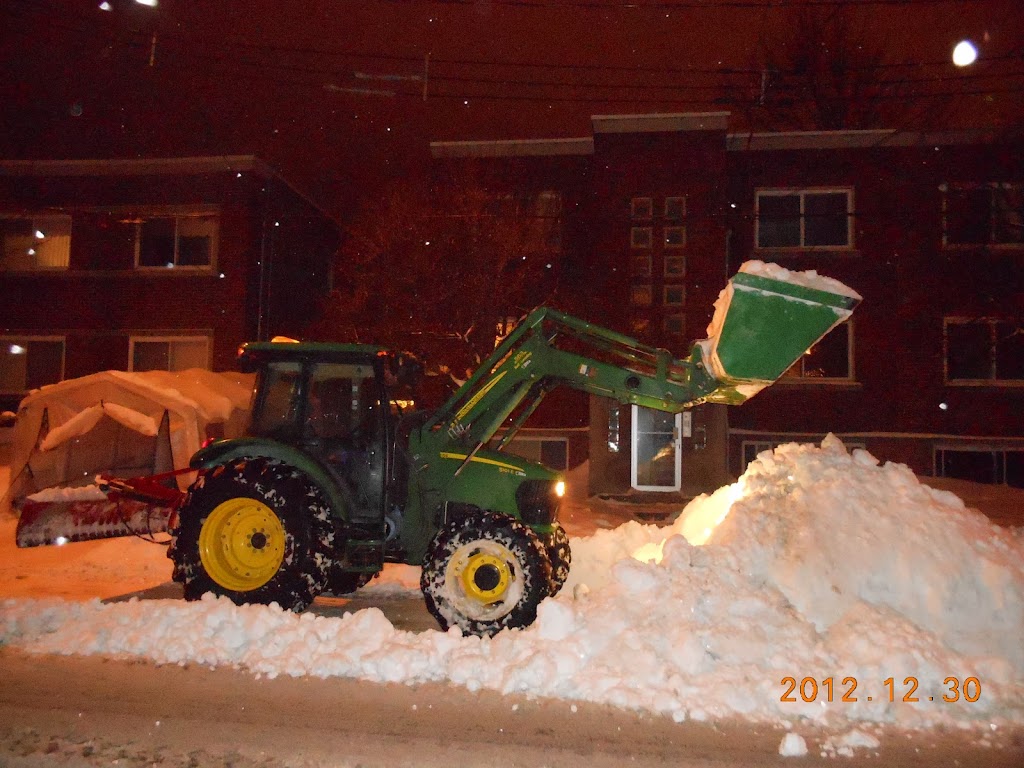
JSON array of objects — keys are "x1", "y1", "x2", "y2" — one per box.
[
  {"x1": 0, "y1": 214, "x2": 72, "y2": 270},
  {"x1": 664, "y1": 255, "x2": 685, "y2": 278},
  {"x1": 629, "y1": 317, "x2": 650, "y2": 336},
  {"x1": 663, "y1": 226, "x2": 686, "y2": 248},
  {"x1": 631, "y1": 197, "x2": 653, "y2": 219},
  {"x1": 630, "y1": 285, "x2": 652, "y2": 306},
  {"x1": 741, "y1": 440, "x2": 777, "y2": 471},
  {"x1": 664, "y1": 314, "x2": 685, "y2": 335},
  {"x1": 129, "y1": 336, "x2": 210, "y2": 372},
  {"x1": 664, "y1": 285, "x2": 685, "y2": 306},
  {"x1": 783, "y1": 322, "x2": 853, "y2": 380},
  {"x1": 935, "y1": 447, "x2": 1024, "y2": 488},
  {"x1": 664, "y1": 196, "x2": 685, "y2": 221},
  {"x1": 630, "y1": 254, "x2": 652, "y2": 278},
  {"x1": 756, "y1": 189, "x2": 853, "y2": 249},
  {"x1": 135, "y1": 214, "x2": 218, "y2": 268},
  {"x1": 943, "y1": 183, "x2": 1024, "y2": 246},
  {"x1": 0, "y1": 337, "x2": 65, "y2": 394},
  {"x1": 506, "y1": 437, "x2": 569, "y2": 471},
  {"x1": 945, "y1": 317, "x2": 1024, "y2": 383},
  {"x1": 631, "y1": 226, "x2": 652, "y2": 249}
]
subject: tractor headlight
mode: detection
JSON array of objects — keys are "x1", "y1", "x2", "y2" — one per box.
[
  {"x1": 554, "y1": 480, "x2": 566, "y2": 498},
  {"x1": 515, "y1": 479, "x2": 562, "y2": 525}
]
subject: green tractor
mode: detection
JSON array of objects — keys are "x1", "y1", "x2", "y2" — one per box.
[{"x1": 164, "y1": 265, "x2": 859, "y2": 636}]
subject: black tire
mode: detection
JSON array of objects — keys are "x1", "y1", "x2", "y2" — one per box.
[
  {"x1": 168, "y1": 458, "x2": 334, "y2": 612},
  {"x1": 421, "y1": 512, "x2": 551, "y2": 637},
  {"x1": 541, "y1": 523, "x2": 571, "y2": 596}
]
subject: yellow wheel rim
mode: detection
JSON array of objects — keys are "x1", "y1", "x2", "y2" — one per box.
[
  {"x1": 459, "y1": 551, "x2": 512, "y2": 603},
  {"x1": 199, "y1": 497, "x2": 286, "y2": 592},
  {"x1": 444, "y1": 540, "x2": 522, "y2": 621}
]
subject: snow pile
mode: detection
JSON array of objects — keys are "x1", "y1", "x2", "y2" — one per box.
[{"x1": 1, "y1": 437, "x2": 1022, "y2": 734}]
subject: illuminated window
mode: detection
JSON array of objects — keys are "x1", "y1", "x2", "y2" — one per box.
[
  {"x1": 129, "y1": 336, "x2": 210, "y2": 371},
  {"x1": 0, "y1": 215, "x2": 71, "y2": 270},
  {"x1": 945, "y1": 317, "x2": 1024, "y2": 383},
  {"x1": 943, "y1": 183, "x2": 1024, "y2": 246},
  {"x1": 783, "y1": 322, "x2": 853, "y2": 380},
  {"x1": 630, "y1": 284, "x2": 652, "y2": 306},
  {"x1": 0, "y1": 336, "x2": 65, "y2": 393},
  {"x1": 756, "y1": 189, "x2": 853, "y2": 249}
]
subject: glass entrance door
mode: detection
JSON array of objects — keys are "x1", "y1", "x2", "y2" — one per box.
[{"x1": 630, "y1": 405, "x2": 681, "y2": 491}]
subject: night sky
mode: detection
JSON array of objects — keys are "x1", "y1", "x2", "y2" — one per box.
[{"x1": 2, "y1": 0, "x2": 1022, "y2": 217}]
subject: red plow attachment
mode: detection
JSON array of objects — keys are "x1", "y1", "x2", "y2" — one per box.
[{"x1": 14, "y1": 470, "x2": 194, "y2": 548}]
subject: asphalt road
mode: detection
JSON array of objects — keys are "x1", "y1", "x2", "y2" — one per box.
[{"x1": 2, "y1": 645, "x2": 1022, "y2": 768}]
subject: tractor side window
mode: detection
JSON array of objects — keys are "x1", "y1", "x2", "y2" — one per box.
[
  {"x1": 250, "y1": 362, "x2": 303, "y2": 437},
  {"x1": 307, "y1": 364, "x2": 379, "y2": 443}
]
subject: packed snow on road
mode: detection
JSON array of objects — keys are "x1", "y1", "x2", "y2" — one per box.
[{"x1": 2, "y1": 436, "x2": 1022, "y2": 754}]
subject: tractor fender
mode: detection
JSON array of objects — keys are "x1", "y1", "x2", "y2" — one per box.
[{"x1": 189, "y1": 438, "x2": 352, "y2": 523}]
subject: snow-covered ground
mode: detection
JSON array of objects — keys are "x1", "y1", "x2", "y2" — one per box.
[{"x1": 2, "y1": 437, "x2": 1023, "y2": 755}]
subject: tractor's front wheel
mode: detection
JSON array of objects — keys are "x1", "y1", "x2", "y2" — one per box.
[
  {"x1": 541, "y1": 523, "x2": 571, "y2": 596},
  {"x1": 168, "y1": 458, "x2": 333, "y2": 611},
  {"x1": 421, "y1": 512, "x2": 551, "y2": 637}
]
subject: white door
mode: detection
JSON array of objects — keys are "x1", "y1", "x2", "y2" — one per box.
[{"x1": 630, "y1": 405, "x2": 682, "y2": 491}]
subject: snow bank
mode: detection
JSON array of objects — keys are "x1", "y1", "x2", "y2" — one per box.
[{"x1": 1, "y1": 437, "x2": 1021, "y2": 733}]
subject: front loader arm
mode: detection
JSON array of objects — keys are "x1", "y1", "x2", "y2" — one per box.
[{"x1": 422, "y1": 262, "x2": 861, "y2": 454}]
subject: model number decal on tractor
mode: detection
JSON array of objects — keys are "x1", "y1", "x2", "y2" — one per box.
[{"x1": 439, "y1": 452, "x2": 527, "y2": 476}]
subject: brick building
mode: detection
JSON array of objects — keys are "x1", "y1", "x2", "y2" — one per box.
[
  {"x1": 0, "y1": 156, "x2": 340, "y2": 418},
  {"x1": 432, "y1": 113, "x2": 1024, "y2": 496}
]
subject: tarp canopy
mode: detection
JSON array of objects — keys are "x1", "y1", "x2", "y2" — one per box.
[{"x1": 2, "y1": 369, "x2": 254, "y2": 513}]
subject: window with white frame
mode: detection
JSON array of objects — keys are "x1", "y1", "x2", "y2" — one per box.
[
  {"x1": 631, "y1": 197, "x2": 653, "y2": 219},
  {"x1": 783, "y1": 321, "x2": 853, "y2": 380},
  {"x1": 129, "y1": 336, "x2": 210, "y2": 372},
  {"x1": 942, "y1": 183, "x2": 1024, "y2": 246},
  {"x1": 0, "y1": 336, "x2": 65, "y2": 393},
  {"x1": 935, "y1": 447, "x2": 1024, "y2": 488},
  {"x1": 663, "y1": 285, "x2": 685, "y2": 306},
  {"x1": 663, "y1": 226, "x2": 686, "y2": 248},
  {"x1": 0, "y1": 214, "x2": 71, "y2": 270},
  {"x1": 944, "y1": 317, "x2": 1024, "y2": 383},
  {"x1": 664, "y1": 196, "x2": 685, "y2": 221},
  {"x1": 135, "y1": 214, "x2": 218, "y2": 268},
  {"x1": 664, "y1": 314, "x2": 685, "y2": 335},
  {"x1": 631, "y1": 226, "x2": 652, "y2": 249},
  {"x1": 756, "y1": 189, "x2": 853, "y2": 249},
  {"x1": 664, "y1": 254, "x2": 685, "y2": 277}
]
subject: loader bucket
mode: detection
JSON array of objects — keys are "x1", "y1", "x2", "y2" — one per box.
[{"x1": 702, "y1": 264, "x2": 861, "y2": 402}]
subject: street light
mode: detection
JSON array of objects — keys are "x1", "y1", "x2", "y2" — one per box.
[{"x1": 952, "y1": 40, "x2": 978, "y2": 67}]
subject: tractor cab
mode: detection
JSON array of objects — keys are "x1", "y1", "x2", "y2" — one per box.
[{"x1": 238, "y1": 342, "x2": 404, "y2": 528}]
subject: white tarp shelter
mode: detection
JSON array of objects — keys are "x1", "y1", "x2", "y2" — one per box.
[{"x1": 2, "y1": 369, "x2": 253, "y2": 513}]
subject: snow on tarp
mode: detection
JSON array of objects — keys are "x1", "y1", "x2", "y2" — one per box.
[
  {"x1": 1, "y1": 437, "x2": 1021, "y2": 734},
  {"x1": 37, "y1": 402, "x2": 159, "y2": 452},
  {"x1": 3, "y1": 369, "x2": 253, "y2": 509}
]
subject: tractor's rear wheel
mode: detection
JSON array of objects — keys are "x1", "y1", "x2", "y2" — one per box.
[
  {"x1": 168, "y1": 458, "x2": 333, "y2": 612},
  {"x1": 421, "y1": 512, "x2": 550, "y2": 637},
  {"x1": 541, "y1": 523, "x2": 571, "y2": 596}
]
